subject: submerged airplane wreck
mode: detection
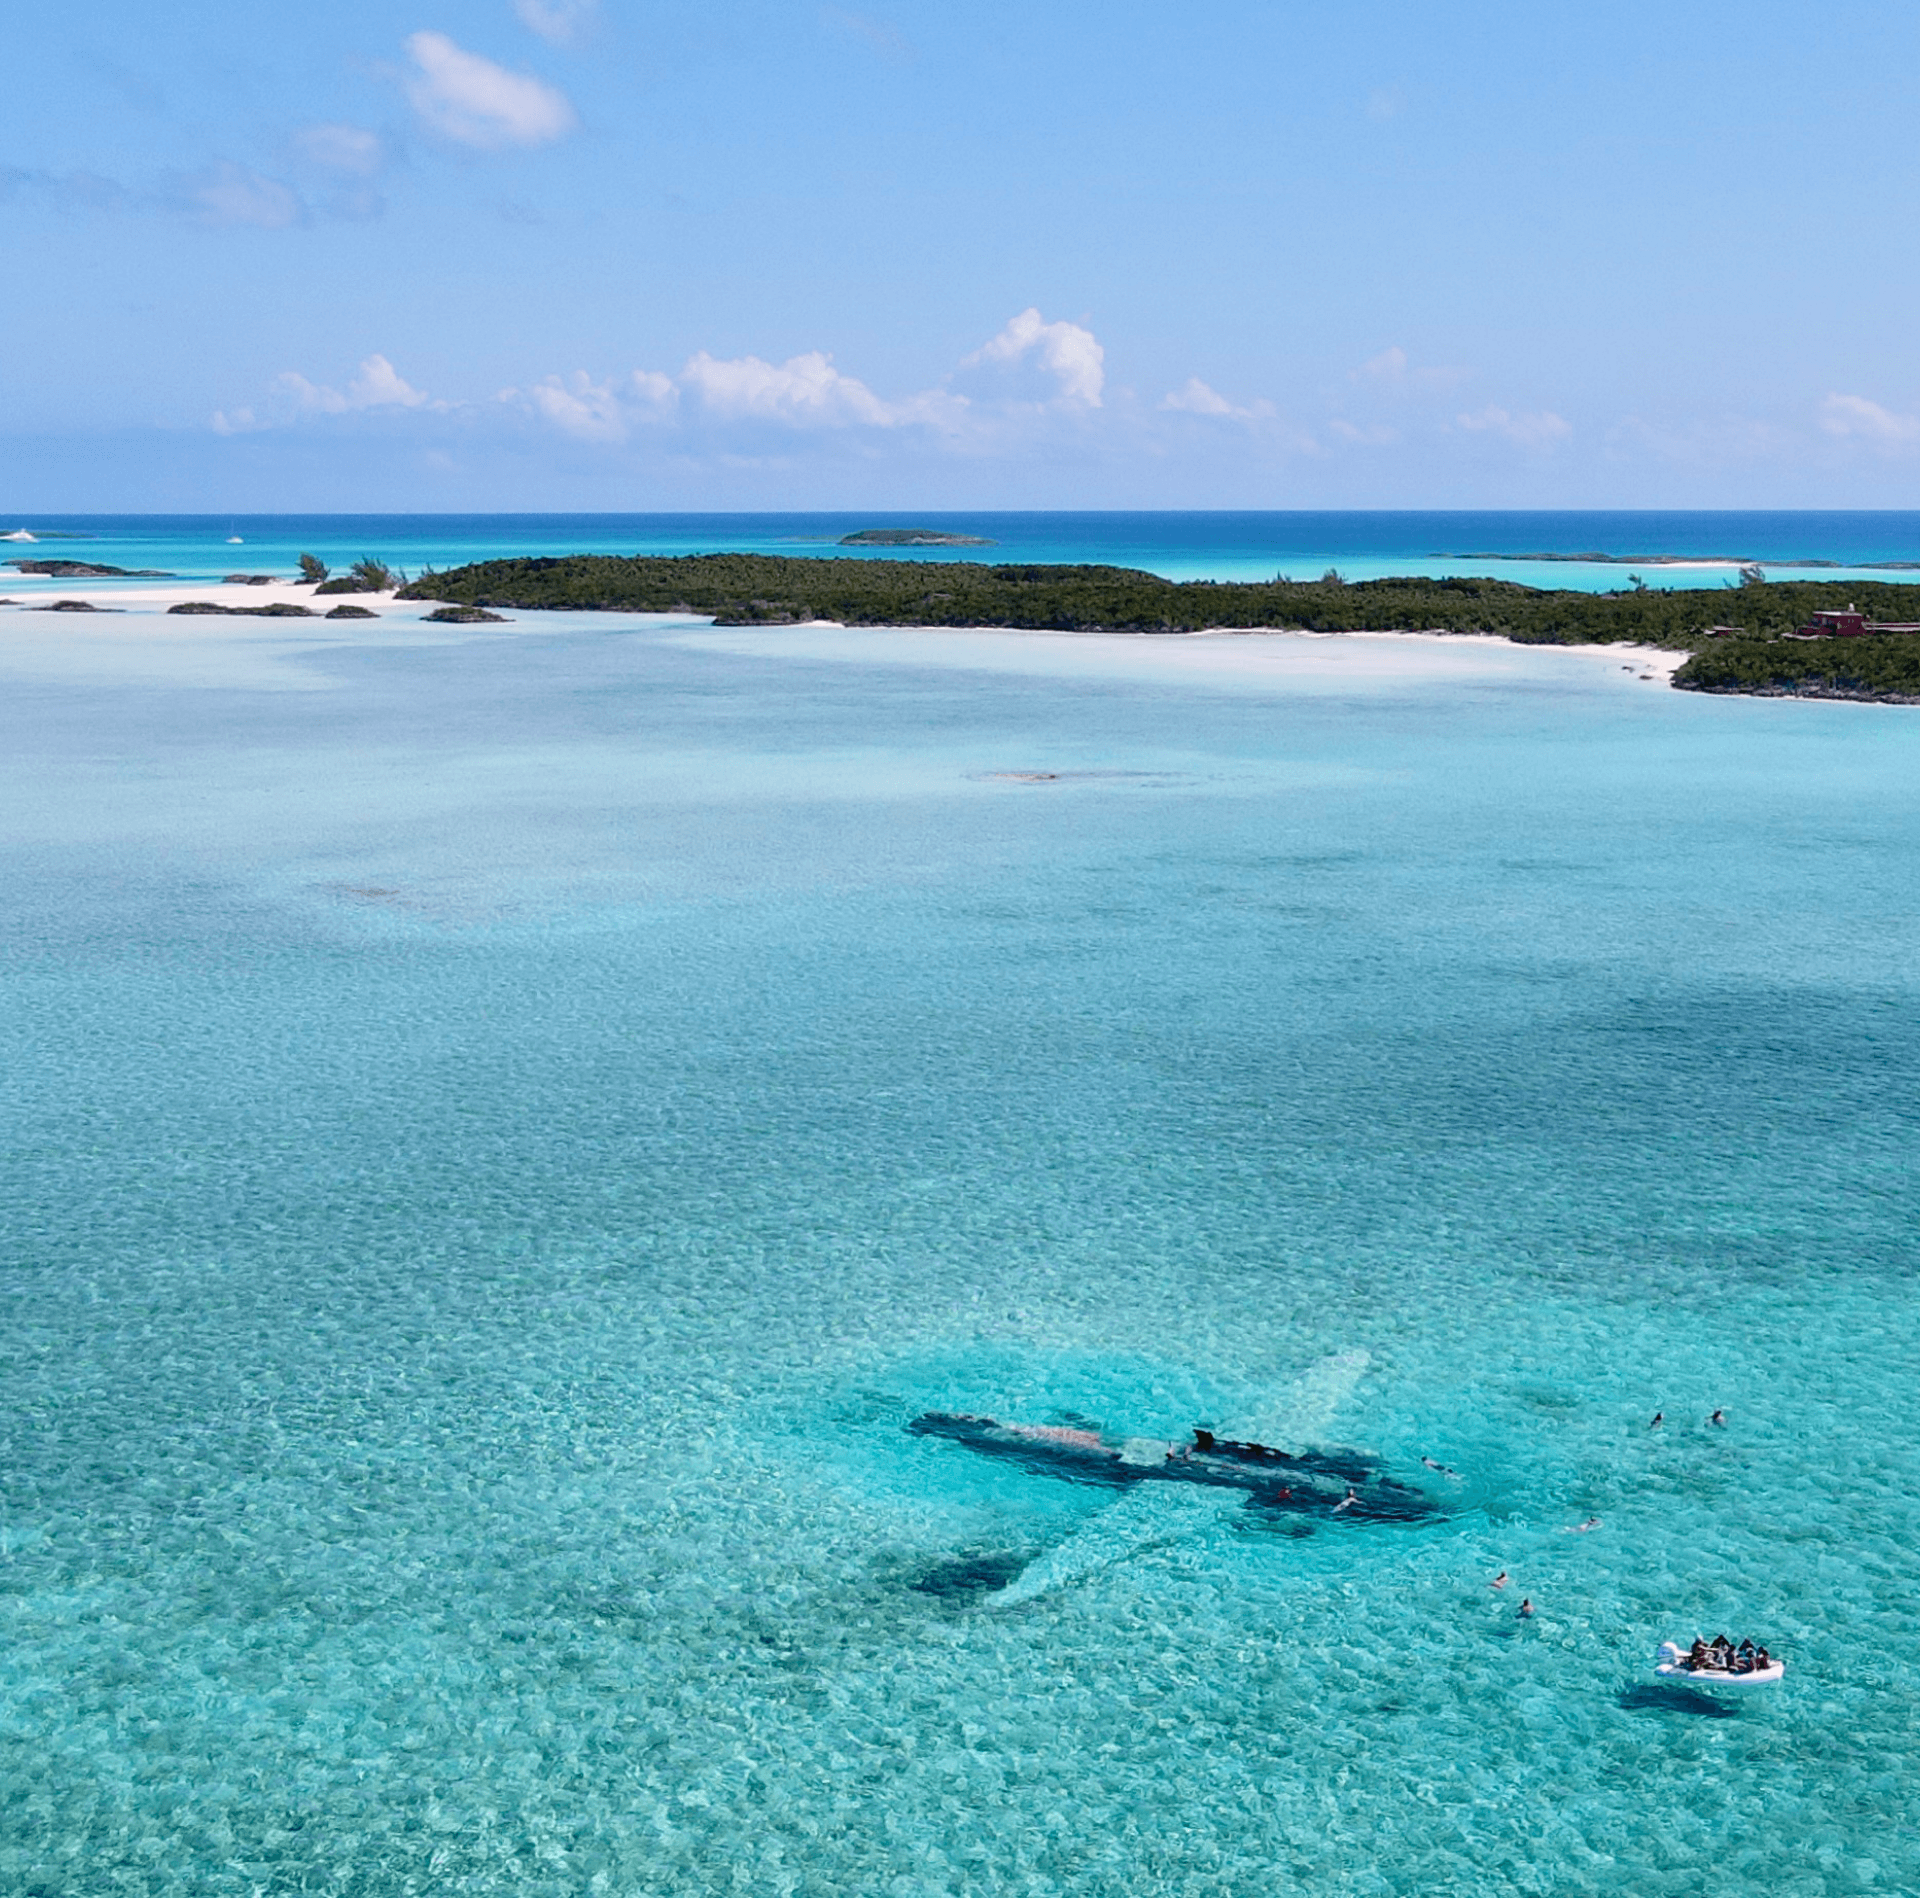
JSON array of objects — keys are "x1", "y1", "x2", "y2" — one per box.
[
  {"x1": 909, "y1": 1411, "x2": 1443, "y2": 1523},
  {"x1": 904, "y1": 1355, "x2": 1454, "y2": 1604}
]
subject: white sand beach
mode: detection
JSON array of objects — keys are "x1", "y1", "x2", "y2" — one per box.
[{"x1": 0, "y1": 576, "x2": 1687, "y2": 695}]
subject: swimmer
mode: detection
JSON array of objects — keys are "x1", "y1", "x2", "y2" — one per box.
[
  {"x1": 1421, "y1": 1455, "x2": 1458, "y2": 1476},
  {"x1": 1562, "y1": 1517, "x2": 1602, "y2": 1533},
  {"x1": 1709, "y1": 1409, "x2": 1725, "y2": 1427},
  {"x1": 1518, "y1": 1598, "x2": 1535, "y2": 1618},
  {"x1": 1649, "y1": 1412, "x2": 1664, "y2": 1429},
  {"x1": 1490, "y1": 1570, "x2": 1508, "y2": 1589},
  {"x1": 1333, "y1": 1486, "x2": 1359, "y2": 1512}
]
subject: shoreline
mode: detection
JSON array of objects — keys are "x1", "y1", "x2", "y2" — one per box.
[{"x1": 0, "y1": 579, "x2": 1817, "y2": 701}]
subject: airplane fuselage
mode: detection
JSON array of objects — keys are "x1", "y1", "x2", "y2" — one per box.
[{"x1": 909, "y1": 1413, "x2": 1438, "y2": 1522}]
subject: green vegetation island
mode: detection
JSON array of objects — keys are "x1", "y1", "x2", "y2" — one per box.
[
  {"x1": 838, "y1": 529, "x2": 996, "y2": 546},
  {"x1": 395, "y1": 555, "x2": 1920, "y2": 703}
]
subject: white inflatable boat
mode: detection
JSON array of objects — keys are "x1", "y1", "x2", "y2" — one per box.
[{"x1": 1656, "y1": 1642, "x2": 1784, "y2": 1686}]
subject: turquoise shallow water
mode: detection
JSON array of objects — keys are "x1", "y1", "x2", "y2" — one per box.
[
  {"x1": 2, "y1": 600, "x2": 1919, "y2": 1894},
  {"x1": 6, "y1": 508, "x2": 1920, "y2": 590}
]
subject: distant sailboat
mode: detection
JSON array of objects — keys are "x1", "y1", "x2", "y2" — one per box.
[{"x1": 2, "y1": 529, "x2": 35, "y2": 542}]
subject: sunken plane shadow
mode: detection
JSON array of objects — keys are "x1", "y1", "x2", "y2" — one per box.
[{"x1": 1617, "y1": 1682, "x2": 1744, "y2": 1720}]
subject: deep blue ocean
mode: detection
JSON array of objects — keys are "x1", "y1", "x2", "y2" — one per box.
[{"x1": 3, "y1": 516, "x2": 1918, "y2": 1895}]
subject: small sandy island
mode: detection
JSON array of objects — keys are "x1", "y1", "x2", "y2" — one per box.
[{"x1": 0, "y1": 576, "x2": 1685, "y2": 694}]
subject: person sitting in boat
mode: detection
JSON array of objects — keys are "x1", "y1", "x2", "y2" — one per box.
[
  {"x1": 1753, "y1": 1645, "x2": 1771, "y2": 1671},
  {"x1": 1687, "y1": 1639, "x2": 1711, "y2": 1670}
]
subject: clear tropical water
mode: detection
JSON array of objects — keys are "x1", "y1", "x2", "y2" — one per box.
[
  {"x1": 5, "y1": 508, "x2": 1920, "y2": 590},
  {"x1": 2, "y1": 530, "x2": 1918, "y2": 1894}
]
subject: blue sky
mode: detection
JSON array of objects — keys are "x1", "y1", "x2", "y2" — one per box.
[{"x1": 5, "y1": 0, "x2": 1918, "y2": 510}]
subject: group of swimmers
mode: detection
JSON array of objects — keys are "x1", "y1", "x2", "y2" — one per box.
[
  {"x1": 1682, "y1": 1636, "x2": 1773, "y2": 1675},
  {"x1": 1649, "y1": 1409, "x2": 1726, "y2": 1428}
]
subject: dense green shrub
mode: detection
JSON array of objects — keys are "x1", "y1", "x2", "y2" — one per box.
[
  {"x1": 398, "y1": 553, "x2": 1920, "y2": 657},
  {"x1": 1674, "y1": 635, "x2": 1920, "y2": 700}
]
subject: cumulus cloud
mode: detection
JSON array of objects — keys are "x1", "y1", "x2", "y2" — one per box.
[
  {"x1": 1160, "y1": 376, "x2": 1277, "y2": 422},
  {"x1": 404, "y1": 32, "x2": 577, "y2": 148},
  {"x1": 680, "y1": 350, "x2": 904, "y2": 427},
  {"x1": 503, "y1": 369, "x2": 680, "y2": 441},
  {"x1": 515, "y1": 0, "x2": 598, "y2": 44},
  {"x1": 1820, "y1": 393, "x2": 1920, "y2": 445},
  {"x1": 960, "y1": 307, "x2": 1105, "y2": 406},
  {"x1": 215, "y1": 354, "x2": 437, "y2": 432},
  {"x1": 223, "y1": 310, "x2": 1133, "y2": 453},
  {"x1": 1456, "y1": 405, "x2": 1571, "y2": 447},
  {"x1": 296, "y1": 123, "x2": 386, "y2": 177},
  {"x1": 173, "y1": 162, "x2": 302, "y2": 229},
  {"x1": 1161, "y1": 376, "x2": 1235, "y2": 416}
]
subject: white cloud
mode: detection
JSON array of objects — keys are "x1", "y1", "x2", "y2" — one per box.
[
  {"x1": 960, "y1": 307, "x2": 1105, "y2": 406},
  {"x1": 519, "y1": 371, "x2": 632, "y2": 440},
  {"x1": 1820, "y1": 393, "x2": 1920, "y2": 445},
  {"x1": 403, "y1": 32, "x2": 577, "y2": 149},
  {"x1": 1160, "y1": 376, "x2": 1279, "y2": 424},
  {"x1": 296, "y1": 124, "x2": 386, "y2": 177},
  {"x1": 278, "y1": 354, "x2": 435, "y2": 416},
  {"x1": 515, "y1": 0, "x2": 598, "y2": 44},
  {"x1": 178, "y1": 162, "x2": 302, "y2": 229},
  {"x1": 349, "y1": 355, "x2": 432, "y2": 409},
  {"x1": 216, "y1": 354, "x2": 437, "y2": 432},
  {"x1": 1357, "y1": 346, "x2": 1408, "y2": 381},
  {"x1": 1456, "y1": 405, "x2": 1571, "y2": 447},
  {"x1": 629, "y1": 370, "x2": 678, "y2": 411},
  {"x1": 679, "y1": 349, "x2": 905, "y2": 427},
  {"x1": 1161, "y1": 376, "x2": 1235, "y2": 416}
]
